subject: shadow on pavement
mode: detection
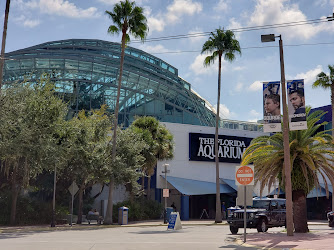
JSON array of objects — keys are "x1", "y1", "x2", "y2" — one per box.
[
  {"x1": 244, "y1": 231, "x2": 320, "y2": 249},
  {"x1": 132, "y1": 230, "x2": 185, "y2": 234}
]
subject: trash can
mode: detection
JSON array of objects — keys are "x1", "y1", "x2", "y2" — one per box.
[
  {"x1": 118, "y1": 206, "x2": 129, "y2": 225},
  {"x1": 165, "y1": 207, "x2": 174, "y2": 223}
]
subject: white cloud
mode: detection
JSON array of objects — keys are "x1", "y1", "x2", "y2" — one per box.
[
  {"x1": 97, "y1": 0, "x2": 148, "y2": 5},
  {"x1": 249, "y1": 80, "x2": 263, "y2": 91},
  {"x1": 147, "y1": 16, "x2": 165, "y2": 32},
  {"x1": 248, "y1": 0, "x2": 334, "y2": 40},
  {"x1": 137, "y1": 44, "x2": 177, "y2": 54},
  {"x1": 189, "y1": 54, "x2": 217, "y2": 76},
  {"x1": 247, "y1": 109, "x2": 262, "y2": 122},
  {"x1": 166, "y1": 0, "x2": 202, "y2": 23},
  {"x1": 215, "y1": 0, "x2": 229, "y2": 12},
  {"x1": 292, "y1": 65, "x2": 323, "y2": 85},
  {"x1": 214, "y1": 104, "x2": 235, "y2": 119},
  {"x1": 315, "y1": 0, "x2": 334, "y2": 5},
  {"x1": 13, "y1": 15, "x2": 40, "y2": 28},
  {"x1": 143, "y1": 0, "x2": 202, "y2": 34},
  {"x1": 315, "y1": 0, "x2": 328, "y2": 6},
  {"x1": 235, "y1": 82, "x2": 243, "y2": 92},
  {"x1": 232, "y1": 66, "x2": 245, "y2": 71},
  {"x1": 227, "y1": 18, "x2": 242, "y2": 40},
  {"x1": 20, "y1": 0, "x2": 99, "y2": 18},
  {"x1": 188, "y1": 27, "x2": 206, "y2": 44},
  {"x1": 250, "y1": 109, "x2": 261, "y2": 117}
]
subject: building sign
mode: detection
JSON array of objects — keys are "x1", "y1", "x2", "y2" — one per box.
[{"x1": 189, "y1": 133, "x2": 252, "y2": 163}]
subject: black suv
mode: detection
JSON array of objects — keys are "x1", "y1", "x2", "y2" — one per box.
[{"x1": 227, "y1": 198, "x2": 286, "y2": 234}]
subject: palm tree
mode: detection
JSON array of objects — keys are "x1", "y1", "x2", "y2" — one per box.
[
  {"x1": 242, "y1": 108, "x2": 334, "y2": 233},
  {"x1": 201, "y1": 28, "x2": 241, "y2": 223},
  {"x1": 130, "y1": 116, "x2": 174, "y2": 199},
  {"x1": 104, "y1": 0, "x2": 148, "y2": 224},
  {"x1": 313, "y1": 65, "x2": 334, "y2": 210},
  {"x1": 0, "y1": 0, "x2": 11, "y2": 91}
]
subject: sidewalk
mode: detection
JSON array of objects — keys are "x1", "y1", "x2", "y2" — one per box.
[{"x1": 236, "y1": 221, "x2": 334, "y2": 250}]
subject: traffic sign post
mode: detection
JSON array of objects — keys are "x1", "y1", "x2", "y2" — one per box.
[
  {"x1": 68, "y1": 182, "x2": 79, "y2": 226},
  {"x1": 235, "y1": 165, "x2": 254, "y2": 186},
  {"x1": 235, "y1": 165, "x2": 254, "y2": 243}
]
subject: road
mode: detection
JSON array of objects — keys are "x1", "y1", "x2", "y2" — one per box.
[{"x1": 0, "y1": 223, "x2": 331, "y2": 249}]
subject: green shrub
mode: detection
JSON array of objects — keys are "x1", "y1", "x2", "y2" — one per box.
[
  {"x1": 0, "y1": 190, "x2": 69, "y2": 225},
  {"x1": 112, "y1": 198, "x2": 163, "y2": 222}
]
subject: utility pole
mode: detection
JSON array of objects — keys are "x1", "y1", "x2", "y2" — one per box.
[
  {"x1": 261, "y1": 34, "x2": 293, "y2": 236},
  {"x1": 0, "y1": 0, "x2": 11, "y2": 92}
]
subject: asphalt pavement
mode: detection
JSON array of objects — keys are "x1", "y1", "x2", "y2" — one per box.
[{"x1": 0, "y1": 219, "x2": 332, "y2": 249}]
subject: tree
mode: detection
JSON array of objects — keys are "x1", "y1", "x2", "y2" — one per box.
[
  {"x1": 104, "y1": 0, "x2": 148, "y2": 224},
  {"x1": 65, "y1": 106, "x2": 112, "y2": 224},
  {"x1": 201, "y1": 28, "x2": 241, "y2": 223},
  {"x1": 104, "y1": 127, "x2": 146, "y2": 197},
  {"x1": 313, "y1": 65, "x2": 334, "y2": 210},
  {"x1": 0, "y1": 78, "x2": 68, "y2": 224},
  {"x1": 0, "y1": 0, "x2": 11, "y2": 91},
  {"x1": 130, "y1": 116, "x2": 174, "y2": 199},
  {"x1": 241, "y1": 108, "x2": 334, "y2": 233}
]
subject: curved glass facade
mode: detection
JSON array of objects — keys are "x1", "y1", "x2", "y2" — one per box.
[{"x1": 3, "y1": 39, "x2": 262, "y2": 131}]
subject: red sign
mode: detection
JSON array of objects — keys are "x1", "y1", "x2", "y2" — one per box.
[{"x1": 235, "y1": 165, "x2": 254, "y2": 185}]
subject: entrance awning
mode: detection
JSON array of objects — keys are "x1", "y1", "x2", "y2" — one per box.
[
  {"x1": 161, "y1": 176, "x2": 235, "y2": 195},
  {"x1": 220, "y1": 178, "x2": 238, "y2": 191},
  {"x1": 307, "y1": 186, "x2": 331, "y2": 198}
]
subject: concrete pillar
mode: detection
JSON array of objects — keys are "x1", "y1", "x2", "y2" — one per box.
[{"x1": 181, "y1": 195, "x2": 189, "y2": 220}]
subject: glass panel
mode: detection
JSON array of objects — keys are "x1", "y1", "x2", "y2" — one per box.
[
  {"x1": 79, "y1": 61, "x2": 92, "y2": 71},
  {"x1": 20, "y1": 59, "x2": 34, "y2": 69},
  {"x1": 93, "y1": 63, "x2": 106, "y2": 74},
  {"x1": 65, "y1": 59, "x2": 78, "y2": 70},
  {"x1": 161, "y1": 63, "x2": 168, "y2": 70}
]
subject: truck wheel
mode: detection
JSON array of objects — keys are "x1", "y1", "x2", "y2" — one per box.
[
  {"x1": 257, "y1": 218, "x2": 268, "y2": 232},
  {"x1": 230, "y1": 226, "x2": 239, "y2": 234}
]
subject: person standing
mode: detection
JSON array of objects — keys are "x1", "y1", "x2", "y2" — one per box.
[{"x1": 221, "y1": 202, "x2": 226, "y2": 219}]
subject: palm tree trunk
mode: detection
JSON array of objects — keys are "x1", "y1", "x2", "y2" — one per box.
[
  {"x1": 104, "y1": 30, "x2": 127, "y2": 224},
  {"x1": 292, "y1": 190, "x2": 309, "y2": 233},
  {"x1": 0, "y1": 0, "x2": 10, "y2": 91},
  {"x1": 331, "y1": 85, "x2": 334, "y2": 211},
  {"x1": 215, "y1": 54, "x2": 222, "y2": 223}
]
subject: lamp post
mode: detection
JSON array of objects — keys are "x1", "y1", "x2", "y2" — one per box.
[
  {"x1": 261, "y1": 34, "x2": 294, "y2": 236},
  {"x1": 162, "y1": 163, "x2": 170, "y2": 224}
]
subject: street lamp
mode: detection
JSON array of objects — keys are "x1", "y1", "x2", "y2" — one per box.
[
  {"x1": 261, "y1": 34, "x2": 294, "y2": 236},
  {"x1": 162, "y1": 163, "x2": 170, "y2": 224}
]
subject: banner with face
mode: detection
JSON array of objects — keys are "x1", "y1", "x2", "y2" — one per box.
[
  {"x1": 263, "y1": 81, "x2": 282, "y2": 133},
  {"x1": 287, "y1": 79, "x2": 307, "y2": 130}
]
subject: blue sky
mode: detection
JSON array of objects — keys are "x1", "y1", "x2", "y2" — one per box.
[{"x1": 2, "y1": 0, "x2": 334, "y2": 122}]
